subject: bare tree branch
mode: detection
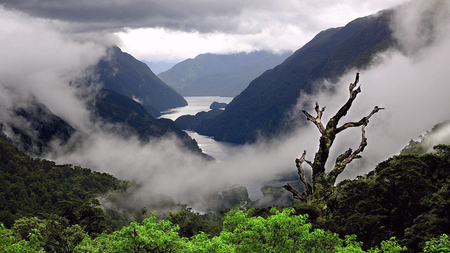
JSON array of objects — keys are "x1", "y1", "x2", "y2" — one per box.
[
  {"x1": 327, "y1": 73, "x2": 361, "y2": 130},
  {"x1": 329, "y1": 106, "x2": 384, "y2": 180},
  {"x1": 295, "y1": 150, "x2": 313, "y2": 196},
  {"x1": 302, "y1": 102, "x2": 326, "y2": 134},
  {"x1": 283, "y1": 183, "x2": 307, "y2": 201},
  {"x1": 335, "y1": 106, "x2": 384, "y2": 134},
  {"x1": 284, "y1": 73, "x2": 383, "y2": 211}
]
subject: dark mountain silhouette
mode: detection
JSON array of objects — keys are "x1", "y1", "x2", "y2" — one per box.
[
  {"x1": 93, "y1": 89, "x2": 204, "y2": 155},
  {"x1": 158, "y1": 51, "x2": 291, "y2": 97},
  {"x1": 0, "y1": 98, "x2": 76, "y2": 156},
  {"x1": 196, "y1": 10, "x2": 397, "y2": 144},
  {"x1": 96, "y1": 46, "x2": 187, "y2": 117},
  {"x1": 0, "y1": 90, "x2": 206, "y2": 158}
]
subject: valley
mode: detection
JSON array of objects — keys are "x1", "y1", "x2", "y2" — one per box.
[
  {"x1": 1, "y1": 0, "x2": 450, "y2": 252},
  {"x1": 159, "y1": 96, "x2": 236, "y2": 162}
]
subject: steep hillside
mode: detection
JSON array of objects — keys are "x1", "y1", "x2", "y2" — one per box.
[
  {"x1": 0, "y1": 99, "x2": 77, "y2": 156},
  {"x1": 196, "y1": 10, "x2": 396, "y2": 144},
  {"x1": 0, "y1": 90, "x2": 205, "y2": 158},
  {"x1": 96, "y1": 46, "x2": 187, "y2": 117},
  {"x1": 158, "y1": 51, "x2": 291, "y2": 96},
  {"x1": 93, "y1": 89, "x2": 204, "y2": 154},
  {"x1": 0, "y1": 132, "x2": 129, "y2": 229}
]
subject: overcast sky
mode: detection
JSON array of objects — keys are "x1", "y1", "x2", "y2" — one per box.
[{"x1": 1, "y1": 0, "x2": 410, "y2": 62}]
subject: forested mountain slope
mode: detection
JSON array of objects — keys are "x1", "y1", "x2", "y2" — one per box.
[
  {"x1": 93, "y1": 89, "x2": 203, "y2": 154},
  {"x1": 0, "y1": 89, "x2": 205, "y2": 158},
  {"x1": 0, "y1": 132, "x2": 129, "y2": 230},
  {"x1": 2, "y1": 135, "x2": 449, "y2": 252}
]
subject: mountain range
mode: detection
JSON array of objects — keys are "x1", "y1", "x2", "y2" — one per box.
[
  {"x1": 194, "y1": 10, "x2": 397, "y2": 144},
  {"x1": 158, "y1": 51, "x2": 291, "y2": 97},
  {"x1": 0, "y1": 46, "x2": 208, "y2": 159}
]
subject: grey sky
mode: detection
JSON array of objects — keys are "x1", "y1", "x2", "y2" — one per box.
[
  {"x1": 0, "y1": 0, "x2": 407, "y2": 33},
  {"x1": 1, "y1": 0, "x2": 411, "y2": 61}
]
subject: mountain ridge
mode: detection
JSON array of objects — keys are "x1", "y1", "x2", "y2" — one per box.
[
  {"x1": 195, "y1": 10, "x2": 397, "y2": 144},
  {"x1": 158, "y1": 51, "x2": 291, "y2": 97}
]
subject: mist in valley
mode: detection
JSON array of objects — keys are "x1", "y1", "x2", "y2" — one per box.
[{"x1": 1, "y1": 1, "x2": 450, "y2": 213}]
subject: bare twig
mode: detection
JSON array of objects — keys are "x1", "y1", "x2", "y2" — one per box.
[
  {"x1": 302, "y1": 102, "x2": 326, "y2": 134},
  {"x1": 295, "y1": 150, "x2": 313, "y2": 196}
]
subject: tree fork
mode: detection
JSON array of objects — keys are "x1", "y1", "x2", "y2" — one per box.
[{"x1": 284, "y1": 73, "x2": 383, "y2": 206}]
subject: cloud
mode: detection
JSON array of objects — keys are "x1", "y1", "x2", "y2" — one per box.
[
  {"x1": 1, "y1": 0, "x2": 409, "y2": 34},
  {"x1": 1, "y1": 0, "x2": 411, "y2": 62},
  {"x1": 0, "y1": 6, "x2": 114, "y2": 132}
]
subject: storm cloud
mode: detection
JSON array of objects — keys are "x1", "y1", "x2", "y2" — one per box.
[
  {"x1": 1, "y1": 0, "x2": 409, "y2": 34},
  {"x1": 0, "y1": 0, "x2": 412, "y2": 62}
]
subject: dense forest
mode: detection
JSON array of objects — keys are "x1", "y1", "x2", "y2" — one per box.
[{"x1": 1, "y1": 121, "x2": 450, "y2": 252}]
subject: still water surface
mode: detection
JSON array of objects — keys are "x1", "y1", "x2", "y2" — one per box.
[{"x1": 159, "y1": 96, "x2": 238, "y2": 161}]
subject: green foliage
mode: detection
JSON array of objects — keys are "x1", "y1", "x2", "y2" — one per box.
[
  {"x1": 186, "y1": 207, "x2": 402, "y2": 253},
  {"x1": 323, "y1": 145, "x2": 450, "y2": 252},
  {"x1": 401, "y1": 121, "x2": 450, "y2": 155},
  {"x1": 3, "y1": 206, "x2": 412, "y2": 252},
  {"x1": 0, "y1": 136, "x2": 129, "y2": 232},
  {"x1": 166, "y1": 205, "x2": 223, "y2": 238},
  {"x1": 74, "y1": 213, "x2": 185, "y2": 253},
  {"x1": 0, "y1": 223, "x2": 45, "y2": 252},
  {"x1": 6, "y1": 216, "x2": 85, "y2": 253},
  {"x1": 423, "y1": 234, "x2": 450, "y2": 253}
]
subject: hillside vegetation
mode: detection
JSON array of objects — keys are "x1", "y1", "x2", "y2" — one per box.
[{"x1": 1, "y1": 127, "x2": 450, "y2": 252}]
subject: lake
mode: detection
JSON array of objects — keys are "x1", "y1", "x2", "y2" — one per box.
[{"x1": 159, "y1": 96, "x2": 238, "y2": 161}]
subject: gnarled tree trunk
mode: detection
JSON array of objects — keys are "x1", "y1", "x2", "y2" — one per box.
[{"x1": 284, "y1": 73, "x2": 383, "y2": 214}]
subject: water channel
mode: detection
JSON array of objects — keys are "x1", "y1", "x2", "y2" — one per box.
[{"x1": 159, "y1": 96, "x2": 238, "y2": 161}]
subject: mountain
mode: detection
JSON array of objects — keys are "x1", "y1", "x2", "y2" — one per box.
[
  {"x1": 142, "y1": 60, "x2": 176, "y2": 75},
  {"x1": 0, "y1": 132, "x2": 128, "y2": 230},
  {"x1": 0, "y1": 98, "x2": 77, "y2": 156},
  {"x1": 158, "y1": 51, "x2": 291, "y2": 97},
  {"x1": 0, "y1": 89, "x2": 206, "y2": 158},
  {"x1": 401, "y1": 120, "x2": 450, "y2": 155},
  {"x1": 93, "y1": 89, "x2": 204, "y2": 154},
  {"x1": 196, "y1": 10, "x2": 397, "y2": 144},
  {"x1": 96, "y1": 46, "x2": 187, "y2": 117}
]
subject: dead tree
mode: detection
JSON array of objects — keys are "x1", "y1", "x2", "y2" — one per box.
[{"x1": 284, "y1": 73, "x2": 383, "y2": 207}]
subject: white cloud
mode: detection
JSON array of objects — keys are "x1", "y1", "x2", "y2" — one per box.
[
  {"x1": 0, "y1": 6, "x2": 111, "y2": 130},
  {"x1": 115, "y1": 0, "x2": 411, "y2": 62}
]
